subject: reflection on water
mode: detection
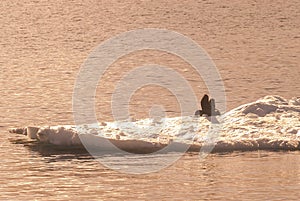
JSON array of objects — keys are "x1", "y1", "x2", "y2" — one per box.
[{"x1": 0, "y1": 132, "x2": 299, "y2": 200}]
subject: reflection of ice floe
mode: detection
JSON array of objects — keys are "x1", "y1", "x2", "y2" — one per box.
[{"x1": 9, "y1": 95, "x2": 300, "y2": 152}]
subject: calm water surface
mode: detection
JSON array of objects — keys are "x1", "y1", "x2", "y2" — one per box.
[
  {"x1": 0, "y1": 0, "x2": 299, "y2": 200},
  {"x1": 1, "y1": 136, "x2": 300, "y2": 200}
]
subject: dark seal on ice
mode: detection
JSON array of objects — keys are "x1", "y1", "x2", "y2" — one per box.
[{"x1": 195, "y1": 94, "x2": 220, "y2": 116}]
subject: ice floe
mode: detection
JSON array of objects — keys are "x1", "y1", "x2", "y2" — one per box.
[{"x1": 9, "y1": 95, "x2": 300, "y2": 152}]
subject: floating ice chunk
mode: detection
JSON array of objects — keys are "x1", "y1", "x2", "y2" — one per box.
[{"x1": 8, "y1": 95, "x2": 300, "y2": 153}]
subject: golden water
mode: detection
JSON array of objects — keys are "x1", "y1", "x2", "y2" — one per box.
[{"x1": 0, "y1": 0, "x2": 299, "y2": 200}]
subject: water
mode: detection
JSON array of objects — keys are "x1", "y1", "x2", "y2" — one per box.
[
  {"x1": 1, "y1": 138, "x2": 300, "y2": 200},
  {"x1": 1, "y1": 0, "x2": 299, "y2": 200}
]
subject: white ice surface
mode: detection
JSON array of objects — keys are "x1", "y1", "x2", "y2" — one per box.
[{"x1": 10, "y1": 95, "x2": 300, "y2": 152}]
